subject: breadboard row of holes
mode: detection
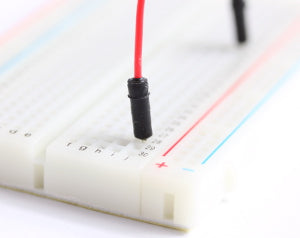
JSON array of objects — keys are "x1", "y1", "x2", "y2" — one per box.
[
  {"x1": 0, "y1": 0, "x2": 220, "y2": 135},
  {"x1": 57, "y1": 6, "x2": 300, "y2": 167}
]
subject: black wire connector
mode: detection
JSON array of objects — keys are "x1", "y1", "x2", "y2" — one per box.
[
  {"x1": 128, "y1": 77, "x2": 153, "y2": 140},
  {"x1": 233, "y1": 0, "x2": 247, "y2": 44}
]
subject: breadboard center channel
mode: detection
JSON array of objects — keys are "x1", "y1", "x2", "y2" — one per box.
[{"x1": 0, "y1": 0, "x2": 299, "y2": 230}]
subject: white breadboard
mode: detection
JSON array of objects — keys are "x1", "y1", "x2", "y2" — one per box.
[{"x1": 0, "y1": 0, "x2": 299, "y2": 230}]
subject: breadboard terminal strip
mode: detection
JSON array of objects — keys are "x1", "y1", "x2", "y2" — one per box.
[{"x1": 0, "y1": 0, "x2": 299, "y2": 231}]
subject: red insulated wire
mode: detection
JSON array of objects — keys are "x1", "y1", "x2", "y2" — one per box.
[{"x1": 134, "y1": 0, "x2": 145, "y2": 79}]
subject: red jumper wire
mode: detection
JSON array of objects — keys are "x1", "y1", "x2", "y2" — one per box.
[
  {"x1": 134, "y1": 0, "x2": 145, "y2": 79},
  {"x1": 128, "y1": 0, "x2": 152, "y2": 140}
]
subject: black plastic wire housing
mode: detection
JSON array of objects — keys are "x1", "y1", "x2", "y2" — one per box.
[
  {"x1": 128, "y1": 77, "x2": 153, "y2": 140},
  {"x1": 233, "y1": 0, "x2": 247, "y2": 43}
]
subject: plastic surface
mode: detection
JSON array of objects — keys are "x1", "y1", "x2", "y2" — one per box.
[{"x1": 0, "y1": 0, "x2": 299, "y2": 230}]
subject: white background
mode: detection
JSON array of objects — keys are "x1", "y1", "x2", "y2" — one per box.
[{"x1": 0, "y1": 1, "x2": 299, "y2": 237}]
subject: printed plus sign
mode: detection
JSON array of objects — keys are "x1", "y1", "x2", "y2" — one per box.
[{"x1": 156, "y1": 162, "x2": 168, "y2": 168}]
